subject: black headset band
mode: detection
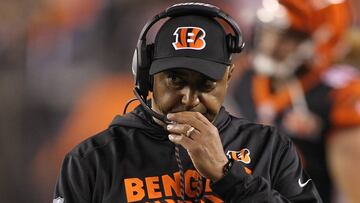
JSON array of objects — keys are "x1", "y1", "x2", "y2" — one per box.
[{"x1": 165, "y1": 3, "x2": 220, "y2": 17}]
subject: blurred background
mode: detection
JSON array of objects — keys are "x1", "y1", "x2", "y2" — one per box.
[{"x1": 0, "y1": 0, "x2": 359, "y2": 202}]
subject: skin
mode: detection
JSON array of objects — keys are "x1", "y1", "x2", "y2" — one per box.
[
  {"x1": 151, "y1": 65, "x2": 234, "y2": 181},
  {"x1": 327, "y1": 127, "x2": 360, "y2": 203}
]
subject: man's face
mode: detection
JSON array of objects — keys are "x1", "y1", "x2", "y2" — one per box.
[{"x1": 151, "y1": 67, "x2": 233, "y2": 122}]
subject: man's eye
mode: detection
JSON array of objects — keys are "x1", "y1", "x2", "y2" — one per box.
[
  {"x1": 201, "y1": 80, "x2": 216, "y2": 91},
  {"x1": 169, "y1": 74, "x2": 181, "y2": 83},
  {"x1": 167, "y1": 73, "x2": 184, "y2": 87}
]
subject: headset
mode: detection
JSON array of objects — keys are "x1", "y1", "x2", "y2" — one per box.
[{"x1": 130, "y1": 2, "x2": 245, "y2": 123}]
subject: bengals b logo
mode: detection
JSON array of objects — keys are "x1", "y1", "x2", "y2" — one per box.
[
  {"x1": 226, "y1": 148, "x2": 251, "y2": 164},
  {"x1": 172, "y1": 27, "x2": 206, "y2": 50}
]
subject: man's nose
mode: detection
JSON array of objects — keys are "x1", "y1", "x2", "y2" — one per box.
[{"x1": 181, "y1": 87, "x2": 200, "y2": 109}]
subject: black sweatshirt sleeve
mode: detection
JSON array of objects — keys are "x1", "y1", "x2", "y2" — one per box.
[
  {"x1": 211, "y1": 140, "x2": 322, "y2": 202},
  {"x1": 53, "y1": 153, "x2": 91, "y2": 203}
]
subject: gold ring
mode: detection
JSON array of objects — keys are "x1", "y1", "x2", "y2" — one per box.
[{"x1": 186, "y1": 127, "x2": 195, "y2": 137}]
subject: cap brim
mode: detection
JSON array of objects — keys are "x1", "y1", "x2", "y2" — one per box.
[{"x1": 149, "y1": 57, "x2": 227, "y2": 80}]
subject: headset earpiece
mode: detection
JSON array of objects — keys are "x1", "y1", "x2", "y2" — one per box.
[
  {"x1": 137, "y1": 40, "x2": 148, "y2": 70},
  {"x1": 226, "y1": 34, "x2": 236, "y2": 53},
  {"x1": 226, "y1": 34, "x2": 245, "y2": 53},
  {"x1": 134, "y1": 40, "x2": 152, "y2": 97},
  {"x1": 235, "y1": 37, "x2": 245, "y2": 53},
  {"x1": 147, "y1": 43, "x2": 155, "y2": 90}
]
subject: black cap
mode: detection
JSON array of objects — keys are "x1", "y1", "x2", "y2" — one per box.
[{"x1": 149, "y1": 15, "x2": 231, "y2": 80}]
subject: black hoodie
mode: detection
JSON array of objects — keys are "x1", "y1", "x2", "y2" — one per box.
[{"x1": 54, "y1": 105, "x2": 322, "y2": 202}]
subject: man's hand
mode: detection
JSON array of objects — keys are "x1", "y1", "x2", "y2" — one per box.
[{"x1": 166, "y1": 111, "x2": 228, "y2": 182}]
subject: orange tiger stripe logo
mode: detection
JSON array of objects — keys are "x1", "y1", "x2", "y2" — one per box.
[{"x1": 172, "y1": 27, "x2": 206, "y2": 50}]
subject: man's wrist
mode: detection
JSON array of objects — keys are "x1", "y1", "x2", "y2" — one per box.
[{"x1": 212, "y1": 159, "x2": 233, "y2": 182}]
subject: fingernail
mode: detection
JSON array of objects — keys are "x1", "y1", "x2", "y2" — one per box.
[
  {"x1": 167, "y1": 124, "x2": 173, "y2": 130},
  {"x1": 167, "y1": 113, "x2": 173, "y2": 119},
  {"x1": 168, "y1": 134, "x2": 174, "y2": 140}
]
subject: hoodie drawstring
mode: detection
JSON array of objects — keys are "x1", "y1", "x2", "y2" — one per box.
[{"x1": 174, "y1": 144, "x2": 203, "y2": 202}]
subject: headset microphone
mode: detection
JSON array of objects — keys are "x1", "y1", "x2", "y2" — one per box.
[{"x1": 133, "y1": 87, "x2": 171, "y2": 123}]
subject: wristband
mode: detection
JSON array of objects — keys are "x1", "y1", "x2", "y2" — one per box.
[{"x1": 223, "y1": 159, "x2": 233, "y2": 176}]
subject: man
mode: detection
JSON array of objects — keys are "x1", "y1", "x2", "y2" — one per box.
[
  {"x1": 54, "y1": 3, "x2": 321, "y2": 202},
  {"x1": 230, "y1": 0, "x2": 352, "y2": 202}
]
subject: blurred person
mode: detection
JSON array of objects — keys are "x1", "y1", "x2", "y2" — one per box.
[
  {"x1": 230, "y1": 0, "x2": 352, "y2": 202},
  {"x1": 326, "y1": 28, "x2": 360, "y2": 203},
  {"x1": 53, "y1": 3, "x2": 322, "y2": 202},
  {"x1": 327, "y1": 77, "x2": 360, "y2": 203}
]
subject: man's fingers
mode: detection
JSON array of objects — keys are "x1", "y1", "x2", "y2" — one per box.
[
  {"x1": 167, "y1": 111, "x2": 220, "y2": 140},
  {"x1": 168, "y1": 111, "x2": 209, "y2": 124},
  {"x1": 167, "y1": 123, "x2": 191, "y2": 134},
  {"x1": 167, "y1": 112, "x2": 210, "y2": 131},
  {"x1": 168, "y1": 134, "x2": 195, "y2": 149}
]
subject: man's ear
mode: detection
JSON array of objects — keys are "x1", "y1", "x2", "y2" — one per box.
[{"x1": 226, "y1": 64, "x2": 235, "y2": 87}]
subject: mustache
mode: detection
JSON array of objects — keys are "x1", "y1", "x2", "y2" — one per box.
[
  {"x1": 169, "y1": 107, "x2": 206, "y2": 115},
  {"x1": 166, "y1": 107, "x2": 215, "y2": 122}
]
